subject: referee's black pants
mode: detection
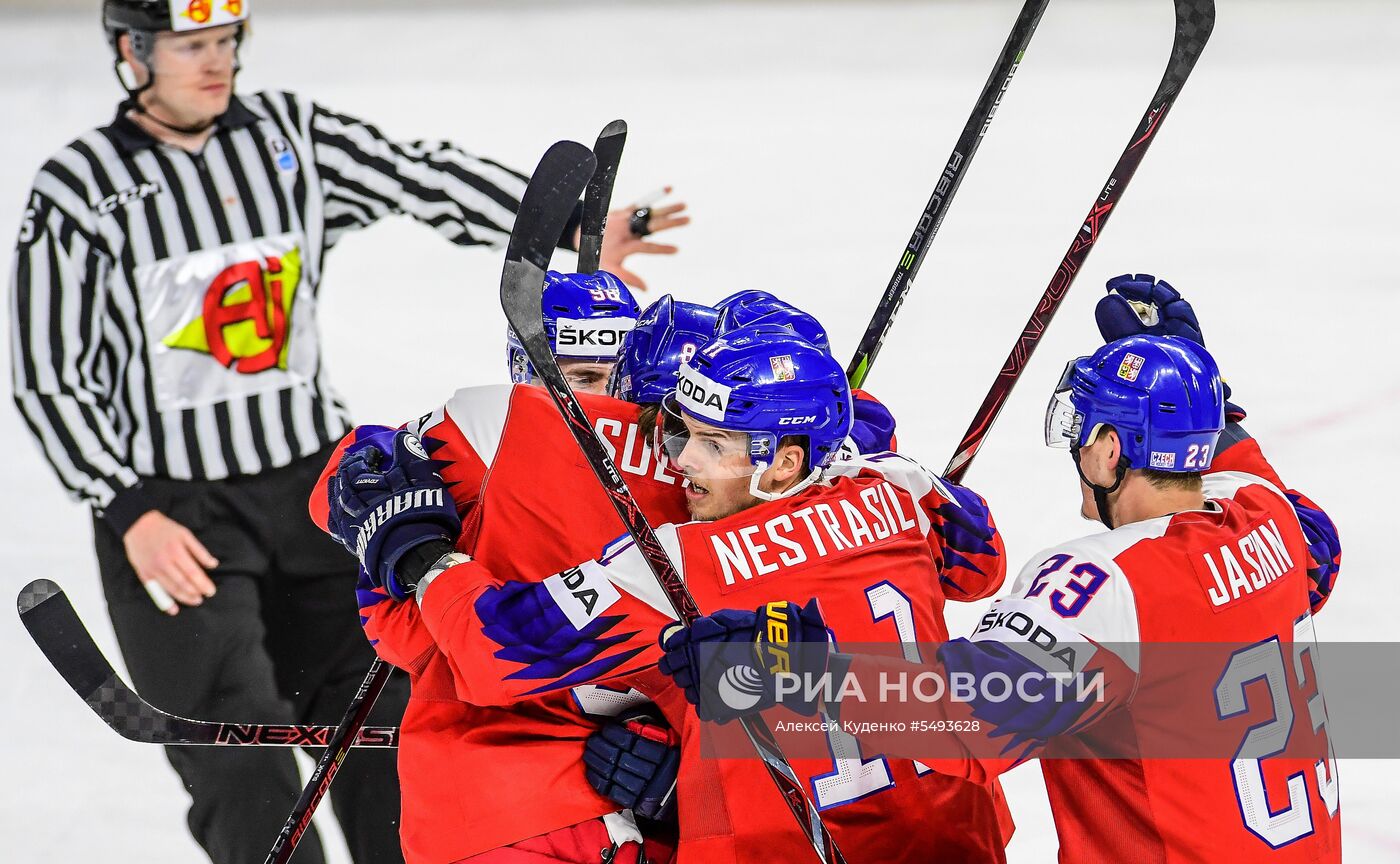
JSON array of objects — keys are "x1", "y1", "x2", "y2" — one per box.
[{"x1": 94, "y1": 445, "x2": 409, "y2": 864}]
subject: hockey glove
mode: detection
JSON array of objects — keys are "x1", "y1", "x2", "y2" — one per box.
[
  {"x1": 583, "y1": 712, "x2": 680, "y2": 822},
  {"x1": 1096, "y1": 273, "x2": 1245, "y2": 420},
  {"x1": 1095, "y1": 273, "x2": 1205, "y2": 346},
  {"x1": 850, "y1": 391, "x2": 897, "y2": 455},
  {"x1": 658, "y1": 599, "x2": 831, "y2": 724},
  {"x1": 328, "y1": 427, "x2": 460, "y2": 600}
]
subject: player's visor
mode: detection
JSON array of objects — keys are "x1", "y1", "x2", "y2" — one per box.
[
  {"x1": 658, "y1": 393, "x2": 760, "y2": 480},
  {"x1": 1044, "y1": 357, "x2": 1087, "y2": 449}
]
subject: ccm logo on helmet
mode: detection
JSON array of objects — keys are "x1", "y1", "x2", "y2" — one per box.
[{"x1": 778, "y1": 416, "x2": 816, "y2": 426}]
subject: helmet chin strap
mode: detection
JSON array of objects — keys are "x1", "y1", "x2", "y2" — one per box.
[
  {"x1": 130, "y1": 99, "x2": 221, "y2": 136},
  {"x1": 1072, "y1": 447, "x2": 1130, "y2": 530},
  {"x1": 116, "y1": 28, "x2": 242, "y2": 138},
  {"x1": 747, "y1": 463, "x2": 824, "y2": 502}
]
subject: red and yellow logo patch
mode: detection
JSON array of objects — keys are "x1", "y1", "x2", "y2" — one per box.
[
  {"x1": 163, "y1": 248, "x2": 301, "y2": 374},
  {"x1": 182, "y1": 0, "x2": 212, "y2": 24}
]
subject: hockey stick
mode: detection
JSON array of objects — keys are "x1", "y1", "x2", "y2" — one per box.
[
  {"x1": 502, "y1": 141, "x2": 848, "y2": 864},
  {"x1": 577, "y1": 119, "x2": 627, "y2": 273},
  {"x1": 945, "y1": 0, "x2": 1216, "y2": 482},
  {"x1": 264, "y1": 658, "x2": 394, "y2": 864},
  {"x1": 846, "y1": 0, "x2": 1048, "y2": 390},
  {"x1": 17, "y1": 579, "x2": 399, "y2": 747}
]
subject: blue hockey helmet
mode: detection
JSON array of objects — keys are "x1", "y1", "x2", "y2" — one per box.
[
  {"x1": 507, "y1": 270, "x2": 640, "y2": 384},
  {"x1": 662, "y1": 323, "x2": 852, "y2": 498},
  {"x1": 714, "y1": 289, "x2": 779, "y2": 316},
  {"x1": 608, "y1": 295, "x2": 720, "y2": 405},
  {"x1": 1046, "y1": 335, "x2": 1225, "y2": 527},
  {"x1": 714, "y1": 290, "x2": 831, "y2": 354},
  {"x1": 1045, "y1": 335, "x2": 1225, "y2": 468}
]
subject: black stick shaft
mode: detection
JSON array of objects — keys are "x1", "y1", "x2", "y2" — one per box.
[
  {"x1": 945, "y1": 0, "x2": 1216, "y2": 482},
  {"x1": 263, "y1": 659, "x2": 394, "y2": 864},
  {"x1": 847, "y1": 0, "x2": 1049, "y2": 390},
  {"x1": 501, "y1": 142, "x2": 846, "y2": 864}
]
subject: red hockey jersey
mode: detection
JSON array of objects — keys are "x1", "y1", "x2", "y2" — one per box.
[
  {"x1": 842, "y1": 437, "x2": 1342, "y2": 863},
  {"x1": 312, "y1": 384, "x2": 690, "y2": 862},
  {"x1": 418, "y1": 451, "x2": 1013, "y2": 863}
]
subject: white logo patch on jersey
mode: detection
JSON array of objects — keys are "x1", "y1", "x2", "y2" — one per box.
[
  {"x1": 971, "y1": 597, "x2": 1095, "y2": 675},
  {"x1": 544, "y1": 560, "x2": 621, "y2": 630}
]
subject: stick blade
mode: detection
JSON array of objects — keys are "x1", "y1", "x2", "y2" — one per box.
[
  {"x1": 18, "y1": 579, "x2": 116, "y2": 700},
  {"x1": 502, "y1": 140, "x2": 597, "y2": 344},
  {"x1": 17, "y1": 577, "x2": 63, "y2": 615},
  {"x1": 577, "y1": 121, "x2": 627, "y2": 274},
  {"x1": 504, "y1": 140, "x2": 596, "y2": 273},
  {"x1": 18, "y1": 579, "x2": 185, "y2": 743},
  {"x1": 594, "y1": 119, "x2": 627, "y2": 151}
]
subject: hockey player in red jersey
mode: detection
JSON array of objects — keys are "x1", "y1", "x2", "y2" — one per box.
[
  {"x1": 664, "y1": 276, "x2": 1343, "y2": 863},
  {"x1": 314, "y1": 271, "x2": 687, "y2": 863},
  {"x1": 316, "y1": 284, "x2": 913, "y2": 862},
  {"x1": 332, "y1": 323, "x2": 1015, "y2": 862}
]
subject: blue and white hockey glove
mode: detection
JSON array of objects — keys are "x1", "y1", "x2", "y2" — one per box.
[
  {"x1": 658, "y1": 600, "x2": 831, "y2": 724},
  {"x1": 328, "y1": 427, "x2": 460, "y2": 600},
  {"x1": 583, "y1": 711, "x2": 680, "y2": 822},
  {"x1": 1095, "y1": 273, "x2": 1206, "y2": 346}
]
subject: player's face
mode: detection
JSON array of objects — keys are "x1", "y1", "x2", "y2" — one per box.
[
  {"x1": 669, "y1": 413, "x2": 760, "y2": 522},
  {"x1": 137, "y1": 26, "x2": 238, "y2": 126},
  {"x1": 559, "y1": 360, "x2": 616, "y2": 394}
]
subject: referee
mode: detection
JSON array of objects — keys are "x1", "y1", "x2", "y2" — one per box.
[{"x1": 7, "y1": 3, "x2": 686, "y2": 863}]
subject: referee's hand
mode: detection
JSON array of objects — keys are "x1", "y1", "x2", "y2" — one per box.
[
  {"x1": 122, "y1": 511, "x2": 219, "y2": 615},
  {"x1": 596, "y1": 187, "x2": 689, "y2": 291}
]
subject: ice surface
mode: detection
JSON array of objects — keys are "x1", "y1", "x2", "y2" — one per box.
[{"x1": 1, "y1": 1, "x2": 1396, "y2": 860}]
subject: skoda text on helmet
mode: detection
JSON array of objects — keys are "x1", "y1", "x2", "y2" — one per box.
[
  {"x1": 507, "y1": 270, "x2": 640, "y2": 384},
  {"x1": 662, "y1": 323, "x2": 852, "y2": 502},
  {"x1": 1045, "y1": 334, "x2": 1226, "y2": 528},
  {"x1": 608, "y1": 295, "x2": 720, "y2": 405},
  {"x1": 714, "y1": 289, "x2": 831, "y2": 354},
  {"x1": 103, "y1": 0, "x2": 250, "y2": 98}
]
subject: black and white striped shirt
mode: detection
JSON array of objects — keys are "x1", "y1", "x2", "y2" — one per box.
[{"x1": 9, "y1": 91, "x2": 574, "y2": 533}]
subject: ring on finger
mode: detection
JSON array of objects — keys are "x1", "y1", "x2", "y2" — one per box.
[{"x1": 629, "y1": 207, "x2": 653, "y2": 238}]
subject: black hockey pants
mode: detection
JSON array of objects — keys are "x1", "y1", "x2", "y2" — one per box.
[{"x1": 94, "y1": 445, "x2": 409, "y2": 864}]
